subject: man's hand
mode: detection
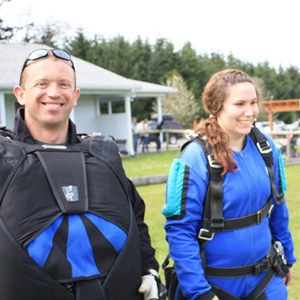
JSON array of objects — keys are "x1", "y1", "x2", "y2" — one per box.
[{"x1": 138, "y1": 269, "x2": 159, "y2": 300}]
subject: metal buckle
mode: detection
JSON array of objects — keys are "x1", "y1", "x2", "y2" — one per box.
[
  {"x1": 207, "y1": 155, "x2": 222, "y2": 168},
  {"x1": 42, "y1": 144, "x2": 67, "y2": 150},
  {"x1": 267, "y1": 204, "x2": 274, "y2": 218},
  {"x1": 198, "y1": 228, "x2": 215, "y2": 241},
  {"x1": 256, "y1": 210, "x2": 262, "y2": 224},
  {"x1": 256, "y1": 141, "x2": 272, "y2": 154},
  {"x1": 254, "y1": 255, "x2": 271, "y2": 275}
]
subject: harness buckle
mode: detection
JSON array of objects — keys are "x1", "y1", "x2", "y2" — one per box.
[
  {"x1": 198, "y1": 228, "x2": 215, "y2": 241},
  {"x1": 256, "y1": 141, "x2": 272, "y2": 154},
  {"x1": 256, "y1": 210, "x2": 262, "y2": 224},
  {"x1": 254, "y1": 255, "x2": 271, "y2": 275},
  {"x1": 267, "y1": 204, "x2": 274, "y2": 218},
  {"x1": 207, "y1": 155, "x2": 222, "y2": 169}
]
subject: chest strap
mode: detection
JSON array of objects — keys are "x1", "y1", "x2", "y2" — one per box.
[{"x1": 199, "y1": 198, "x2": 273, "y2": 241}]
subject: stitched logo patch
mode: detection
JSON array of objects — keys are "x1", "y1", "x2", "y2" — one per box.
[{"x1": 62, "y1": 185, "x2": 79, "y2": 202}]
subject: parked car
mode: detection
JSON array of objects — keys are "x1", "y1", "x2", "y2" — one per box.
[
  {"x1": 148, "y1": 119, "x2": 183, "y2": 145},
  {"x1": 255, "y1": 120, "x2": 285, "y2": 133},
  {"x1": 284, "y1": 120, "x2": 300, "y2": 131}
]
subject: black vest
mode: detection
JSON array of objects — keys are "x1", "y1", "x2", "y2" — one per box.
[{"x1": 0, "y1": 135, "x2": 142, "y2": 300}]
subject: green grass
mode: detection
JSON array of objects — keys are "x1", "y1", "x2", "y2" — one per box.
[
  {"x1": 122, "y1": 150, "x2": 180, "y2": 178},
  {"x1": 284, "y1": 165, "x2": 300, "y2": 299},
  {"x1": 122, "y1": 152, "x2": 299, "y2": 299}
]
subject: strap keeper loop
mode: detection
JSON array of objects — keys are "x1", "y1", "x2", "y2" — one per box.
[{"x1": 210, "y1": 218, "x2": 224, "y2": 229}]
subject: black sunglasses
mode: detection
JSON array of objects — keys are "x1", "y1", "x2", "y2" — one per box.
[{"x1": 19, "y1": 49, "x2": 75, "y2": 85}]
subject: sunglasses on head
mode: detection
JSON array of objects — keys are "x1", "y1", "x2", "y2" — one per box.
[{"x1": 19, "y1": 49, "x2": 75, "y2": 84}]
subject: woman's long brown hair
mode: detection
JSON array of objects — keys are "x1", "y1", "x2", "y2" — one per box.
[{"x1": 194, "y1": 69, "x2": 260, "y2": 175}]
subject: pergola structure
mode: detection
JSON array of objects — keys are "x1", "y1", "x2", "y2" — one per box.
[{"x1": 262, "y1": 99, "x2": 300, "y2": 130}]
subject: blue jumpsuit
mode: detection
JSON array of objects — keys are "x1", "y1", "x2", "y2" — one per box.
[{"x1": 163, "y1": 134, "x2": 296, "y2": 300}]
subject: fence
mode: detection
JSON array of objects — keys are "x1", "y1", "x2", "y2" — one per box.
[
  {"x1": 143, "y1": 129, "x2": 300, "y2": 158},
  {"x1": 269, "y1": 131, "x2": 300, "y2": 160},
  {"x1": 131, "y1": 129, "x2": 300, "y2": 186}
]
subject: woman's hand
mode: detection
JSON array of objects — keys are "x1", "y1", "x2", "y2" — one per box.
[{"x1": 284, "y1": 266, "x2": 294, "y2": 286}]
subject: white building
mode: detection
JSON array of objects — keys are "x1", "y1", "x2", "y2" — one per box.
[{"x1": 0, "y1": 43, "x2": 176, "y2": 155}]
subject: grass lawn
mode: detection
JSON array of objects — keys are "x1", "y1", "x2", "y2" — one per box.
[{"x1": 122, "y1": 151, "x2": 299, "y2": 299}]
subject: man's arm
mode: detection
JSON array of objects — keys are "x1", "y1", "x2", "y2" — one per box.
[{"x1": 127, "y1": 179, "x2": 159, "y2": 273}]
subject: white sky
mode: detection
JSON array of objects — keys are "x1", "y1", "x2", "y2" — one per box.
[{"x1": 2, "y1": 0, "x2": 300, "y2": 69}]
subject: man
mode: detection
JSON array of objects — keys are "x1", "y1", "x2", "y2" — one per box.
[{"x1": 0, "y1": 48, "x2": 160, "y2": 299}]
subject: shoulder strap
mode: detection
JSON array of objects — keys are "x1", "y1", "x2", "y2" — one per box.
[
  {"x1": 182, "y1": 136, "x2": 224, "y2": 240},
  {"x1": 249, "y1": 126, "x2": 284, "y2": 204},
  {"x1": 0, "y1": 126, "x2": 15, "y2": 140}
]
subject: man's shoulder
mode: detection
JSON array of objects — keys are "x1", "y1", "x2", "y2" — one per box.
[{"x1": 0, "y1": 126, "x2": 15, "y2": 139}]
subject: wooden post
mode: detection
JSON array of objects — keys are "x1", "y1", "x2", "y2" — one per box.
[{"x1": 268, "y1": 112, "x2": 274, "y2": 138}]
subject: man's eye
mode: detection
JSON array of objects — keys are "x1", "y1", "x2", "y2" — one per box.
[{"x1": 60, "y1": 82, "x2": 71, "y2": 88}]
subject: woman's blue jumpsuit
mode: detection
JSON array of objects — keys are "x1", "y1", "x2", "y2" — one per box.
[{"x1": 163, "y1": 134, "x2": 296, "y2": 300}]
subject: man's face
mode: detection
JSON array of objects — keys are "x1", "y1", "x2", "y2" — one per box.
[{"x1": 14, "y1": 55, "x2": 80, "y2": 132}]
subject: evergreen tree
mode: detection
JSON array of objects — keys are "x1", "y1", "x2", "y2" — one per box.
[
  {"x1": 66, "y1": 28, "x2": 93, "y2": 60},
  {"x1": 149, "y1": 38, "x2": 176, "y2": 84},
  {"x1": 130, "y1": 36, "x2": 152, "y2": 81}
]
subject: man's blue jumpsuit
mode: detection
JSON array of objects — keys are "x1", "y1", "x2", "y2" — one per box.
[{"x1": 163, "y1": 133, "x2": 296, "y2": 300}]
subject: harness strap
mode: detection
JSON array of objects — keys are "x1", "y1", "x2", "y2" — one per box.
[
  {"x1": 212, "y1": 283, "x2": 267, "y2": 300},
  {"x1": 187, "y1": 138, "x2": 225, "y2": 232},
  {"x1": 211, "y1": 285, "x2": 240, "y2": 300},
  {"x1": 205, "y1": 246, "x2": 276, "y2": 278},
  {"x1": 201, "y1": 197, "x2": 273, "y2": 235},
  {"x1": 0, "y1": 126, "x2": 15, "y2": 139},
  {"x1": 249, "y1": 126, "x2": 284, "y2": 204},
  {"x1": 211, "y1": 260, "x2": 275, "y2": 300},
  {"x1": 212, "y1": 267, "x2": 274, "y2": 300}
]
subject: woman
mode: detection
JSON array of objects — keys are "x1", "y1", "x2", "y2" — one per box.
[{"x1": 162, "y1": 69, "x2": 296, "y2": 300}]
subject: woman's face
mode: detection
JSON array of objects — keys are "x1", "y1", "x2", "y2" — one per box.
[{"x1": 217, "y1": 82, "x2": 259, "y2": 140}]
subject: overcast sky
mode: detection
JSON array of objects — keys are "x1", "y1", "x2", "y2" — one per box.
[{"x1": 2, "y1": 0, "x2": 300, "y2": 69}]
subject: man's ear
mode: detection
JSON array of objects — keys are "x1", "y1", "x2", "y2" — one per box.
[
  {"x1": 73, "y1": 88, "x2": 81, "y2": 106},
  {"x1": 13, "y1": 85, "x2": 26, "y2": 106}
]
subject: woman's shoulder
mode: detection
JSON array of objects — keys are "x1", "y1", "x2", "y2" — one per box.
[{"x1": 179, "y1": 138, "x2": 208, "y2": 173}]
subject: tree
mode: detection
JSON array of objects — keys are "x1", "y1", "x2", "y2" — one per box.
[
  {"x1": 19, "y1": 19, "x2": 70, "y2": 48},
  {"x1": 0, "y1": 0, "x2": 14, "y2": 40},
  {"x1": 175, "y1": 42, "x2": 201, "y2": 96},
  {"x1": 66, "y1": 28, "x2": 92, "y2": 60},
  {"x1": 159, "y1": 70, "x2": 199, "y2": 129},
  {"x1": 130, "y1": 36, "x2": 152, "y2": 81},
  {"x1": 149, "y1": 38, "x2": 176, "y2": 84}
]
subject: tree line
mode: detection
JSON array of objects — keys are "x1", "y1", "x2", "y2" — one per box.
[{"x1": 2, "y1": 0, "x2": 300, "y2": 127}]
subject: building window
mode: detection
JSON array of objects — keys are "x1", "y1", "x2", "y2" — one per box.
[
  {"x1": 111, "y1": 100, "x2": 125, "y2": 113},
  {"x1": 99, "y1": 102, "x2": 109, "y2": 115}
]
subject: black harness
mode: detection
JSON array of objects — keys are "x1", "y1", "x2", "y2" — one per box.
[
  {"x1": 196, "y1": 126, "x2": 283, "y2": 243},
  {"x1": 0, "y1": 127, "x2": 143, "y2": 300},
  {"x1": 163, "y1": 126, "x2": 288, "y2": 300}
]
